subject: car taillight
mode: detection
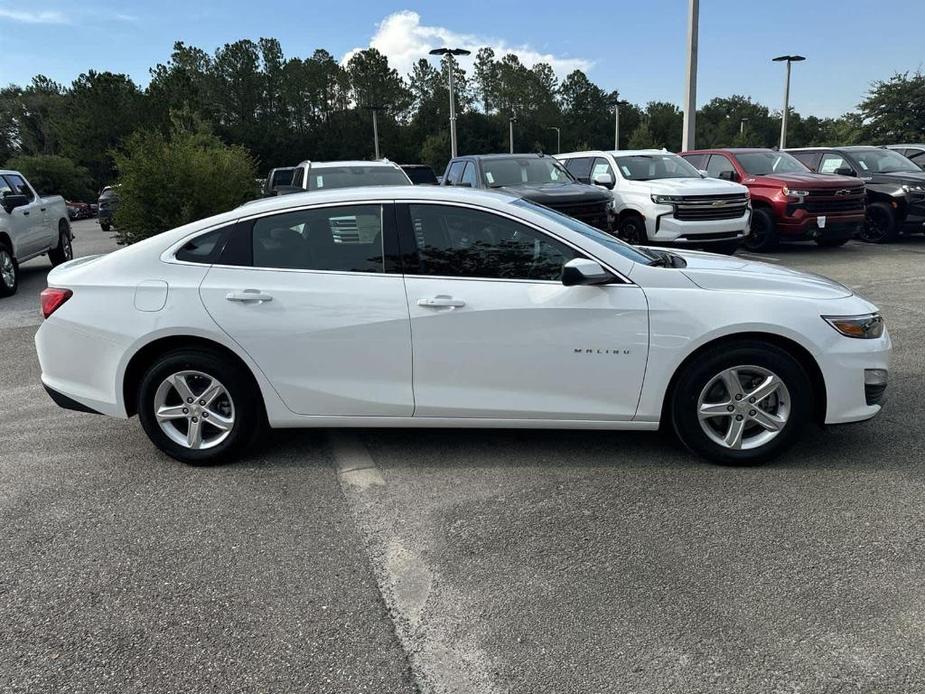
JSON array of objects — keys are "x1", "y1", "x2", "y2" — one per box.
[{"x1": 40, "y1": 287, "x2": 72, "y2": 319}]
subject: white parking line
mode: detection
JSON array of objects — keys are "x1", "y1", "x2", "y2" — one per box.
[{"x1": 328, "y1": 430, "x2": 385, "y2": 488}]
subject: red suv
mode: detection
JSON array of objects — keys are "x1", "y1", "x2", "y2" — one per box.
[{"x1": 680, "y1": 148, "x2": 866, "y2": 251}]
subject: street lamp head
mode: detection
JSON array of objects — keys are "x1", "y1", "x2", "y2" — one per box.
[
  {"x1": 429, "y1": 47, "x2": 471, "y2": 57},
  {"x1": 772, "y1": 55, "x2": 806, "y2": 62}
]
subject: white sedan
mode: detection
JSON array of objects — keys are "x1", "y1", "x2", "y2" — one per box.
[{"x1": 35, "y1": 187, "x2": 890, "y2": 465}]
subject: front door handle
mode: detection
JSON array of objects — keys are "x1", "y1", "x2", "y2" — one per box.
[
  {"x1": 22, "y1": 210, "x2": 29, "y2": 216},
  {"x1": 417, "y1": 295, "x2": 465, "y2": 308},
  {"x1": 226, "y1": 289, "x2": 273, "y2": 303}
]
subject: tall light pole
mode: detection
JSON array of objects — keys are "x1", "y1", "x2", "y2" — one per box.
[
  {"x1": 740, "y1": 117, "x2": 749, "y2": 135},
  {"x1": 509, "y1": 116, "x2": 517, "y2": 154},
  {"x1": 612, "y1": 101, "x2": 621, "y2": 149},
  {"x1": 548, "y1": 126, "x2": 560, "y2": 154},
  {"x1": 681, "y1": 0, "x2": 699, "y2": 151},
  {"x1": 773, "y1": 55, "x2": 805, "y2": 150},
  {"x1": 429, "y1": 47, "x2": 471, "y2": 158},
  {"x1": 369, "y1": 106, "x2": 383, "y2": 159}
]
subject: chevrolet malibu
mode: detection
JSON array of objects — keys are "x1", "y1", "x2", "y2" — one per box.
[{"x1": 35, "y1": 187, "x2": 890, "y2": 466}]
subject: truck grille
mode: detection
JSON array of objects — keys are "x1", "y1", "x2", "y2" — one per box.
[
  {"x1": 800, "y1": 187, "x2": 866, "y2": 214},
  {"x1": 548, "y1": 201, "x2": 610, "y2": 231},
  {"x1": 672, "y1": 194, "x2": 749, "y2": 221}
]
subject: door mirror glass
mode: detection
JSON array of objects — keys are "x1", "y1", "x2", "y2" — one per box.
[
  {"x1": 1, "y1": 192, "x2": 29, "y2": 212},
  {"x1": 561, "y1": 258, "x2": 614, "y2": 286},
  {"x1": 718, "y1": 170, "x2": 739, "y2": 182},
  {"x1": 591, "y1": 172, "x2": 614, "y2": 189},
  {"x1": 834, "y1": 167, "x2": 856, "y2": 177}
]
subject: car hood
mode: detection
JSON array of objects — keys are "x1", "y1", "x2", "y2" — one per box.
[
  {"x1": 865, "y1": 170, "x2": 925, "y2": 185},
  {"x1": 645, "y1": 178, "x2": 747, "y2": 195},
  {"x1": 499, "y1": 182, "x2": 611, "y2": 205},
  {"x1": 744, "y1": 172, "x2": 860, "y2": 189},
  {"x1": 662, "y1": 248, "x2": 854, "y2": 299}
]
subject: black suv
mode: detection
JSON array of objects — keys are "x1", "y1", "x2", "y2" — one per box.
[
  {"x1": 440, "y1": 153, "x2": 612, "y2": 231},
  {"x1": 788, "y1": 146, "x2": 925, "y2": 243}
]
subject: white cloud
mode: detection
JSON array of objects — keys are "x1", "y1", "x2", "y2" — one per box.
[
  {"x1": 0, "y1": 7, "x2": 68, "y2": 23},
  {"x1": 343, "y1": 10, "x2": 593, "y2": 79}
]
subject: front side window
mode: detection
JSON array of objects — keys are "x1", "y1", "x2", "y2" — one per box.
[
  {"x1": 460, "y1": 162, "x2": 478, "y2": 187},
  {"x1": 735, "y1": 151, "x2": 808, "y2": 175},
  {"x1": 307, "y1": 167, "x2": 409, "y2": 191},
  {"x1": 445, "y1": 161, "x2": 466, "y2": 185},
  {"x1": 481, "y1": 157, "x2": 573, "y2": 188},
  {"x1": 819, "y1": 152, "x2": 851, "y2": 174},
  {"x1": 406, "y1": 204, "x2": 580, "y2": 281},
  {"x1": 613, "y1": 154, "x2": 701, "y2": 180},
  {"x1": 3, "y1": 174, "x2": 34, "y2": 201},
  {"x1": 563, "y1": 157, "x2": 593, "y2": 182},
  {"x1": 592, "y1": 158, "x2": 615, "y2": 179},
  {"x1": 251, "y1": 204, "x2": 384, "y2": 273}
]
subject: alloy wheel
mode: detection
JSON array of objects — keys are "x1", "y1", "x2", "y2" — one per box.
[
  {"x1": 861, "y1": 208, "x2": 891, "y2": 243},
  {"x1": 62, "y1": 231, "x2": 73, "y2": 260},
  {"x1": 153, "y1": 370, "x2": 235, "y2": 450},
  {"x1": 0, "y1": 249, "x2": 15, "y2": 289},
  {"x1": 697, "y1": 365, "x2": 791, "y2": 450}
]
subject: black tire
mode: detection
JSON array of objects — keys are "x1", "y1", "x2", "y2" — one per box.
[
  {"x1": 0, "y1": 243, "x2": 17, "y2": 297},
  {"x1": 860, "y1": 202, "x2": 898, "y2": 243},
  {"x1": 743, "y1": 208, "x2": 778, "y2": 252},
  {"x1": 814, "y1": 237, "x2": 850, "y2": 248},
  {"x1": 137, "y1": 348, "x2": 265, "y2": 465},
  {"x1": 48, "y1": 221, "x2": 73, "y2": 266},
  {"x1": 100, "y1": 222, "x2": 111, "y2": 232},
  {"x1": 710, "y1": 240, "x2": 740, "y2": 255},
  {"x1": 670, "y1": 340, "x2": 812, "y2": 465},
  {"x1": 617, "y1": 214, "x2": 647, "y2": 245}
]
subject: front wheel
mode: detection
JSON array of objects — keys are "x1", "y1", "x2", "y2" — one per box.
[
  {"x1": 617, "y1": 215, "x2": 647, "y2": 245},
  {"x1": 743, "y1": 208, "x2": 778, "y2": 252},
  {"x1": 670, "y1": 341, "x2": 812, "y2": 465},
  {"x1": 100, "y1": 222, "x2": 111, "y2": 232},
  {"x1": 860, "y1": 202, "x2": 898, "y2": 243},
  {"x1": 137, "y1": 348, "x2": 265, "y2": 465},
  {"x1": 0, "y1": 244, "x2": 18, "y2": 297},
  {"x1": 48, "y1": 222, "x2": 73, "y2": 266}
]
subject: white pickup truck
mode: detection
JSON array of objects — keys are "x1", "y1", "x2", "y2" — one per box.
[
  {"x1": 557, "y1": 149, "x2": 751, "y2": 254},
  {"x1": 0, "y1": 170, "x2": 72, "y2": 297}
]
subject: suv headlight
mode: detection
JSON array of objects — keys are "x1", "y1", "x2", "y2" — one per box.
[
  {"x1": 651, "y1": 194, "x2": 684, "y2": 204},
  {"x1": 901, "y1": 183, "x2": 925, "y2": 193},
  {"x1": 782, "y1": 186, "x2": 809, "y2": 197},
  {"x1": 823, "y1": 313, "x2": 884, "y2": 339}
]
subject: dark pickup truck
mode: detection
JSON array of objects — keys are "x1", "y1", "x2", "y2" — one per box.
[
  {"x1": 440, "y1": 153, "x2": 612, "y2": 231},
  {"x1": 788, "y1": 146, "x2": 925, "y2": 243}
]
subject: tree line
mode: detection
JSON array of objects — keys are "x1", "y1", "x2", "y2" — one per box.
[{"x1": 2, "y1": 37, "x2": 924, "y2": 199}]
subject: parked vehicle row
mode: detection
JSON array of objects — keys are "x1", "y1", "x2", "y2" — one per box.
[{"x1": 0, "y1": 170, "x2": 72, "y2": 296}]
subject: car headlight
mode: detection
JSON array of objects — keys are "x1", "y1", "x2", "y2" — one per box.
[
  {"x1": 901, "y1": 183, "x2": 925, "y2": 193},
  {"x1": 822, "y1": 313, "x2": 884, "y2": 339},
  {"x1": 651, "y1": 194, "x2": 684, "y2": 204},
  {"x1": 782, "y1": 186, "x2": 809, "y2": 197}
]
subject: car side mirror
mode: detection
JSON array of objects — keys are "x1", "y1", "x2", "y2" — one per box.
[
  {"x1": 718, "y1": 170, "x2": 739, "y2": 182},
  {"x1": 561, "y1": 258, "x2": 615, "y2": 287},
  {"x1": 1, "y1": 192, "x2": 29, "y2": 213},
  {"x1": 834, "y1": 167, "x2": 856, "y2": 177},
  {"x1": 591, "y1": 172, "x2": 614, "y2": 189}
]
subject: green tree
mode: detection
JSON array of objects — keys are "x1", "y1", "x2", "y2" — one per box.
[
  {"x1": 860, "y1": 71, "x2": 925, "y2": 143},
  {"x1": 627, "y1": 122, "x2": 657, "y2": 149},
  {"x1": 4, "y1": 154, "x2": 94, "y2": 200},
  {"x1": 112, "y1": 118, "x2": 257, "y2": 244}
]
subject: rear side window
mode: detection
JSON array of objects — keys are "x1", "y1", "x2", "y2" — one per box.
[
  {"x1": 460, "y1": 162, "x2": 478, "y2": 187},
  {"x1": 3, "y1": 174, "x2": 34, "y2": 201},
  {"x1": 176, "y1": 226, "x2": 232, "y2": 263},
  {"x1": 681, "y1": 153, "x2": 706, "y2": 169},
  {"x1": 706, "y1": 154, "x2": 736, "y2": 178},
  {"x1": 791, "y1": 151, "x2": 821, "y2": 171},
  {"x1": 251, "y1": 204, "x2": 385, "y2": 273}
]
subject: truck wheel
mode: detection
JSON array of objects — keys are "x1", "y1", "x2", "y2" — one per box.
[
  {"x1": 100, "y1": 222, "x2": 111, "y2": 232},
  {"x1": 860, "y1": 202, "x2": 898, "y2": 243},
  {"x1": 0, "y1": 243, "x2": 18, "y2": 297},
  {"x1": 743, "y1": 208, "x2": 778, "y2": 252},
  {"x1": 48, "y1": 221, "x2": 74, "y2": 266},
  {"x1": 617, "y1": 214, "x2": 647, "y2": 245}
]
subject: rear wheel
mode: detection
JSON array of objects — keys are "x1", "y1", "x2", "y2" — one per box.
[
  {"x1": 860, "y1": 202, "x2": 898, "y2": 243},
  {"x1": 743, "y1": 208, "x2": 778, "y2": 252},
  {"x1": 137, "y1": 348, "x2": 265, "y2": 465},
  {"x1": 617, "y1": 214, "x2": 647, "y2": 245},
  {"x1": 0, "y1": 243, "x2": 17, "y2": 297},
  {"x1": 48, "y1": 221, "x2": 73, "y2": 266},
  {"x1": 670, "y1": 340, "x2": 812, "y2": 465}
]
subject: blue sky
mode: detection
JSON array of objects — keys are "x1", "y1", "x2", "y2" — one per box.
[{"x1": 1, "y1": 0, "x2": 923, "y2": 117}]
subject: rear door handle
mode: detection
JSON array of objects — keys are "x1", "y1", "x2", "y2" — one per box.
[
  {"x1": 417, "y1": 295, "x2": 465, "y2": 308},
  {"x1": 22, "y1": 210, "x2": 29, "y2": 216},
  {"x1": 226, "y1": 289, "x2": 273, "y2": 303}
]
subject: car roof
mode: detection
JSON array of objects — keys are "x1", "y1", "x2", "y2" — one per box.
[
  {"x1": 886, "y1": 143, "x2": 925, "y2": 148},
  {"x1": 558, "y1": 149, "x2": 672, "y2": 158},
  {"x1": 682, "y1": 148, "x2": 776, "y2": 154},
  {"x1": 457, "y1": 153, "x2": 551, "y2": 161},
  {"x1": 295, "y1": 159, "x2": 402, "y2": 169},
  {"x1": 787, "y1": 146, "x2": 882, "y2": 152}
]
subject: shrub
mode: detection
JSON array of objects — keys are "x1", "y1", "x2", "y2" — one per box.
[
  {"x1": 4, "y1": 154, "x2": 95, "y2": 201},
  {"x1": 112, "y1": 126, "x2": 257, "y2": 244}
]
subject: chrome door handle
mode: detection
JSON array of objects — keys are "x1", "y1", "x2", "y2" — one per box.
[
  {"x1": 417, "y1": 295, "x2": 465, "y2": 308},
  {"x1": 226, "y1": 289, "x2": 273, "y2": 303}
]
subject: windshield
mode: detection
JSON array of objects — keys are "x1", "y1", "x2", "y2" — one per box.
[
  {"x1": 481, "y1": 157, "x2": 574, "y2": 188},
  {"x1": 511, "y1": 198, "x2": 655, "y2": 265},
  {"x1": 613, "y1": 154, "x2": 702, "y2": 180},
  {"x1": 851, "y1": 148, "x2": 921, "y2": 174},
  {"x1": 735, "y1": 151, "x2": 808, "y2": 175},
  {"x1": 306, "y1": 166, "x2": 411, "y2": 190}
]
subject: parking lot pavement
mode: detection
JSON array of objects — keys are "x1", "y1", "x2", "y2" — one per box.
[
  {"x1": 2, "y1": 236, "x2": 925, "y2": 693},
  {"x1": 1, "y1": 219, "x2": 122, "y2": 330}
]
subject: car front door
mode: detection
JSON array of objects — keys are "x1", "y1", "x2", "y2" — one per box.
[
  {"x1": 2, "y1": 174, "x2": 46, "y2": 256},
  {"x1": 398, "y1": 202, "x2": 649, "y2": 420},
  {"x1": 199, "y1": 202, "x2": 414, "y2": 417}
]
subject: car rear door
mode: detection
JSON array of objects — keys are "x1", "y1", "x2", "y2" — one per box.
[
  {"x1": 198, "y1": 202, "x2": 414, "y2": 417},
  {"x1": 398, "y1": 201, "x2": 649, "y2": 421}
]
